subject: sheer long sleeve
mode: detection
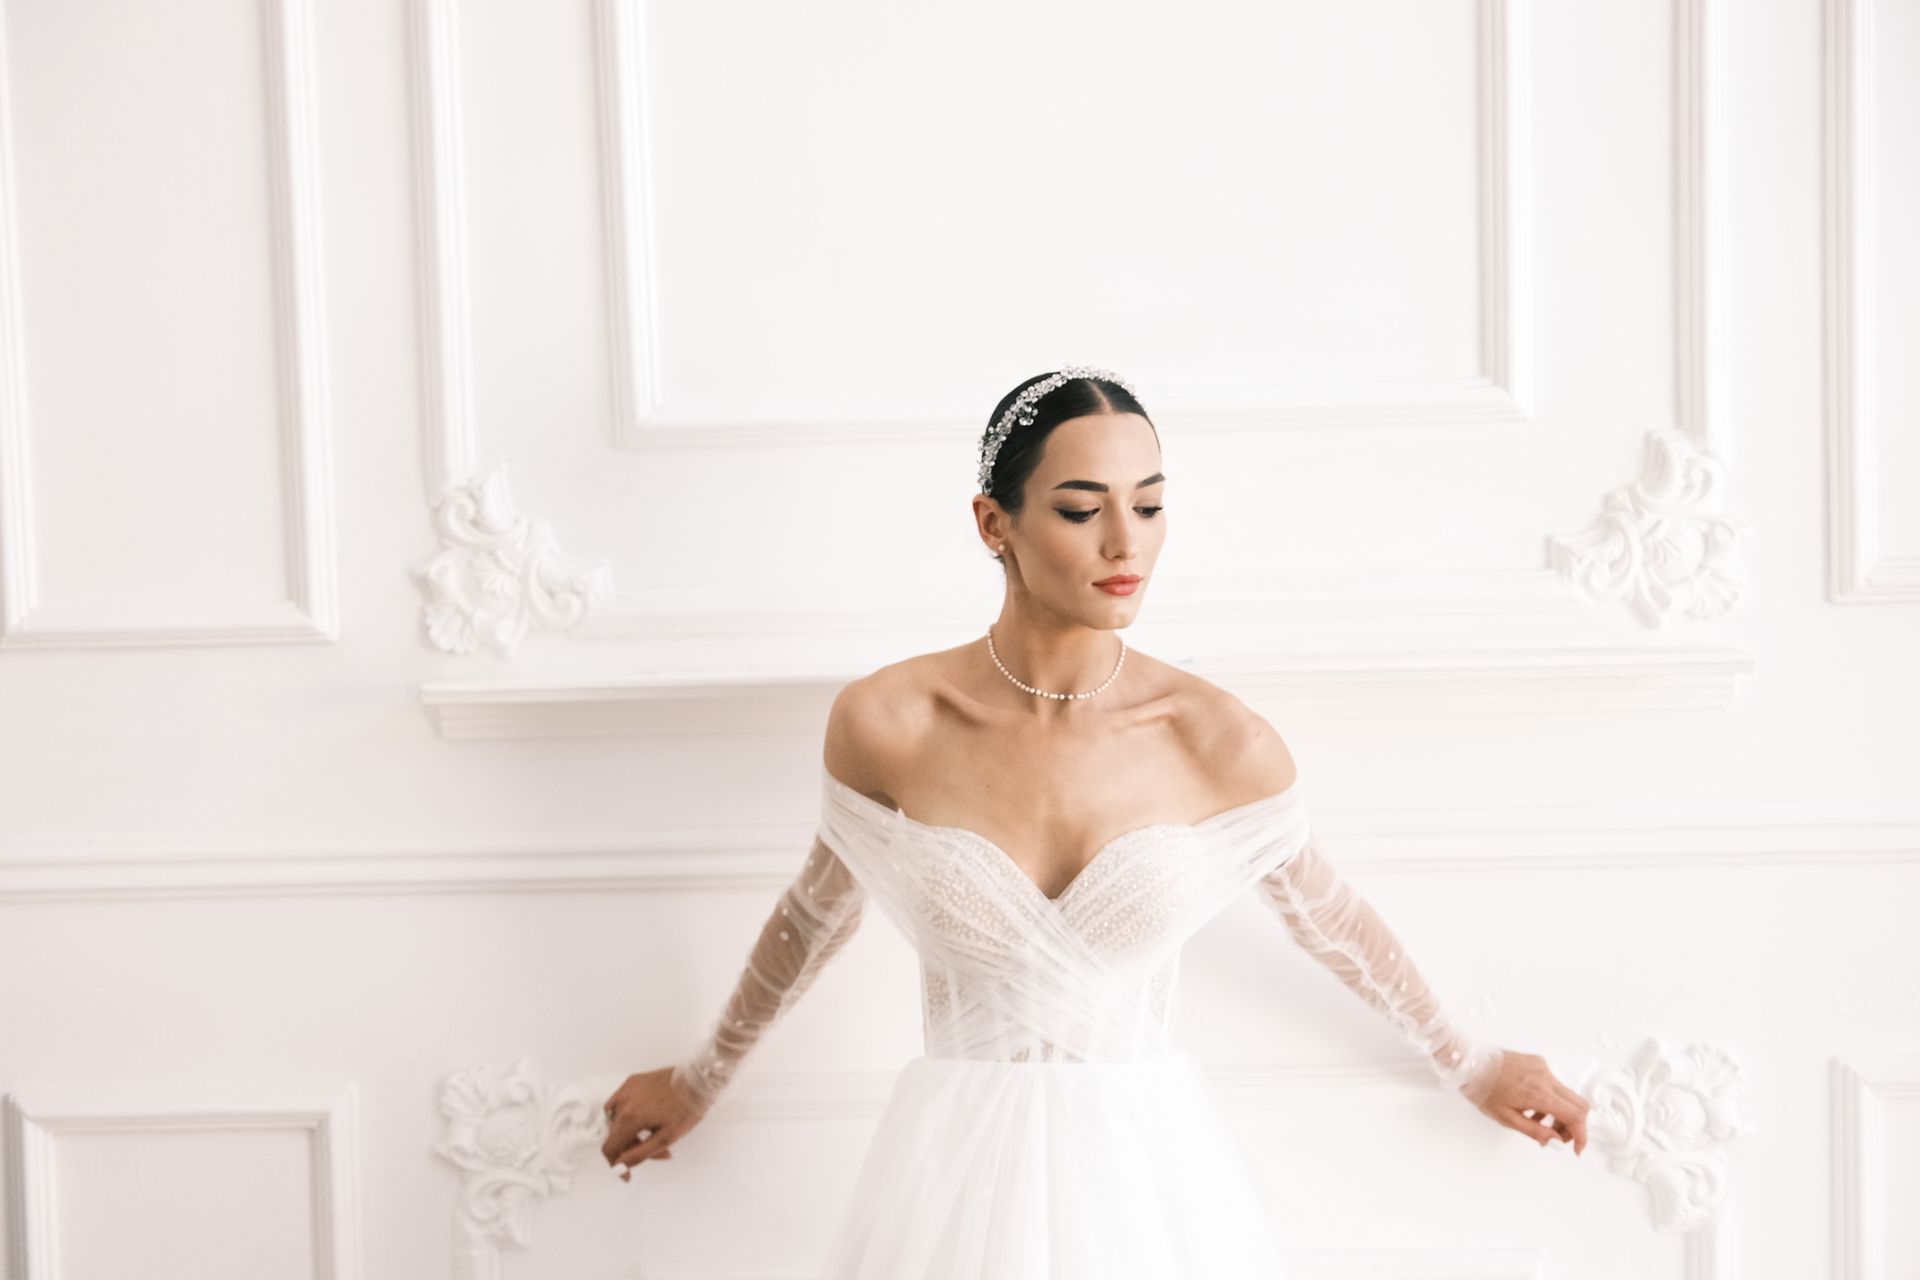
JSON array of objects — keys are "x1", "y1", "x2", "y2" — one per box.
[
  {"x1": 1255, "y1": 828, "x2": 1504, "y2": 1107},
  {"x1": 669, "y1": 837, "x2": 867, "y2": 1113}
]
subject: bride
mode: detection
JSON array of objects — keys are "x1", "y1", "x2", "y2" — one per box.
[{"x1": 601, "y1": 367, "x2": 1591, "y2": 1276}]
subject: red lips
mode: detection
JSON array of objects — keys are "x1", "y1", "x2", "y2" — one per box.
[{"x1": 1093, "y1": 574, "x2": 1140, "y2": 585}]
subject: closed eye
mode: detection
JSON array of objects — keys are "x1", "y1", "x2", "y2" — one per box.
[{"x1": 1059, "y1": 507, "x2": 1162, "y2": 523}]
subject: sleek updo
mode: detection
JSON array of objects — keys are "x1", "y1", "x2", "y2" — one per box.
[{"x1": 980, "y1": 372, "x2": 1158, "y2": 562}]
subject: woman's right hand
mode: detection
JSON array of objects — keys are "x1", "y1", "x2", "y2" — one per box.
[
  {"x1": 601, "y1": 1067, "x2": 709, "y2": 1181},
  {"x1": 1468, "y1": 1049, "x2": 1590, "y2": 1154}
]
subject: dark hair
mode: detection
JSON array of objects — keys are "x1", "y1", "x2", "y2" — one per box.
[{"x1": 981, "y1": 372, "x2": 1157, "y2": 563}]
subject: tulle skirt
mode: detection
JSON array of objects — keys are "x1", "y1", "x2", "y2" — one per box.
[{"x1": 817, "y1": 1050, "x2": 1288, "y2": 1278}]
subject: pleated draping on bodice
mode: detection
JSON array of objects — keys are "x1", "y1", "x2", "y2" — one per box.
[{"x1": 815, "y1": 765, "x2": 1311, "y2": 1064}]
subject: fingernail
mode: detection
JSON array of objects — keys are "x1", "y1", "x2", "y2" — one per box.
[{"x1": 612, "y1": 1162, "x2": 628, "y2": 1177}]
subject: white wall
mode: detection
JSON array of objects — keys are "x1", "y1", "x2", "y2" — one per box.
[{"x1": 2, "y1": 0, "x2": 1916, "y2": 1276}]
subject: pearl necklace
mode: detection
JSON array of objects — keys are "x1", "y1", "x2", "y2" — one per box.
[{"x1": 986, "y1": 625, "x2": 1128, "y2": 701}]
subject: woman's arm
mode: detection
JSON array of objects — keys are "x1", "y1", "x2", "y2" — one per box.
[
  {"x1": 1210, "y1": 695, "x2": 1587, "y2": 1151},
  {"x1": 606, "y1": 683, "x2": 889, "y2": 1175},
  {"x1": 669, "y1": 679, "x2": 895, "y2": 1113},
  {"x1": 1254, "y1": 833, "x2": 1504, "y2": 1105},
  {"x1": 668, "y1": 836, "x2": 867, "y2": 1114},
  {"x1": 603, "y1": 838, "x2": 865, "y2": 1178}
]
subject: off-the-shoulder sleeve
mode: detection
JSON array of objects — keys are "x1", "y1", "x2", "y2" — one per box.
[
  {"x1": 668, "y1": 838, "x2": 866, "y2": 1113},
  {"x1": 1254, "y1": 820, "x2": 1504, "y2": 1106}
]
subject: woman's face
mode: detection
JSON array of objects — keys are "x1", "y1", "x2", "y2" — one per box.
[{"x1": 995, "y1": 410, "x2": 1166, "y2": 622}]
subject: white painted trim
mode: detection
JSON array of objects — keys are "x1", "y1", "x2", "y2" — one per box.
[
  {"x1": 1823, "y1": 0, "x2": 1920, "y2": 601},
  {"x1": 1830, "y1": 1053, "x2": 1920, "y2": 1279},
  {"x1": 407, "y1": 0, "x2": 613, "y2": 657},
  {"x1": 1547, "y1": 0, "x2": 1752, "y2": 627},
  {"x1": 2, "y1": 786, "x2": 1912, "y2": 901},
  {"x1": 600, "y1": 0, "x2": 1536, "y2": 445},
  {"x1": 4, "y1": 1078, "x2": 362, "y2": 1280},
  {"x1": 0, "y1": 0, "x2": 339, "y2": 648}
]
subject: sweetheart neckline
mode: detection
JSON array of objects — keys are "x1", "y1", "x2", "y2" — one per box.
[
  {"x1": 820, "y1": 765, "x2": 1301, "y2": 907},
  {"x1": 925, "y1": 819, "x2": 1192, "y2": 904}
]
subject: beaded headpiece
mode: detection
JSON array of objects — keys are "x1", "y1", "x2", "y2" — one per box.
[{"x1": 977, "y1": 365, "x2": 1140, "y2": 495}]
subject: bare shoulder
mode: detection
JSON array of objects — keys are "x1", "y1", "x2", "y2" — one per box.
[
  {"x1": 821, "y1": 656, "x2": 936, "y2": 804},
  {"x1": 1172, "y1": 670, "x2": 1300, "y2": 806}
]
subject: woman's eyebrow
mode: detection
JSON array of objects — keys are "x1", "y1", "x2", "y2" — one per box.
[{"x1": 1051, "y1": 472, "x2": 1166, "y2": 494}]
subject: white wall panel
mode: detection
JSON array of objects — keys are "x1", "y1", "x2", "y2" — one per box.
[
  {"x1": 1873, "y1": 2, "x2": 1920, "y2": 556},
  {"x1": 4, "y1": 1080, "x2": 360, "y2": 1280},
  {"x1": 0, "y1": 0, "x2": 336, "y2": 646},
  {"x1": 1, "y1": 1, "x2": 1915, "y2": 1277},
  {"x1": 1826, "y1": 0, "x2": 1920, "y2": 599}
]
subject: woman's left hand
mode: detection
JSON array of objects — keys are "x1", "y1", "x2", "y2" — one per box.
[{"x1": 1471, "y1": 1049, "x2": 1589, "y2": 1154}]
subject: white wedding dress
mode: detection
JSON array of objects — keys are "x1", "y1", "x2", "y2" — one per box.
[{"x1": 670, "y1": 763, "x2": 1504, "y2": 1278}]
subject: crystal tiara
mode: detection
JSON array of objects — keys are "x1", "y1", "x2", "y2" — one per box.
[{"x1": 977, "y1": 365, "x2": 1139, "y2": 494}]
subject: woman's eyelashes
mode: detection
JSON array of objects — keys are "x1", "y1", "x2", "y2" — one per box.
[{"x1": 1057, "y1": 506, "x2": 1162, "y2": 523}]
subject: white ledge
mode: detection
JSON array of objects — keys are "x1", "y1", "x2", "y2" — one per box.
[{"x1": 417, "y1": 645, "x2": 1756, "y2": 740}]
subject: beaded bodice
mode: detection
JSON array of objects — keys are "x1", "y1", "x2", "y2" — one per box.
[{"x1": 817, "y1": 766, "x2": 1307, "y2": 1064}]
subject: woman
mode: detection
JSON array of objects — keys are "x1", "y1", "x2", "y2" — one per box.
[{"x1": 602, "y1": 367, "x2": 1591, "y2": 1276}]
